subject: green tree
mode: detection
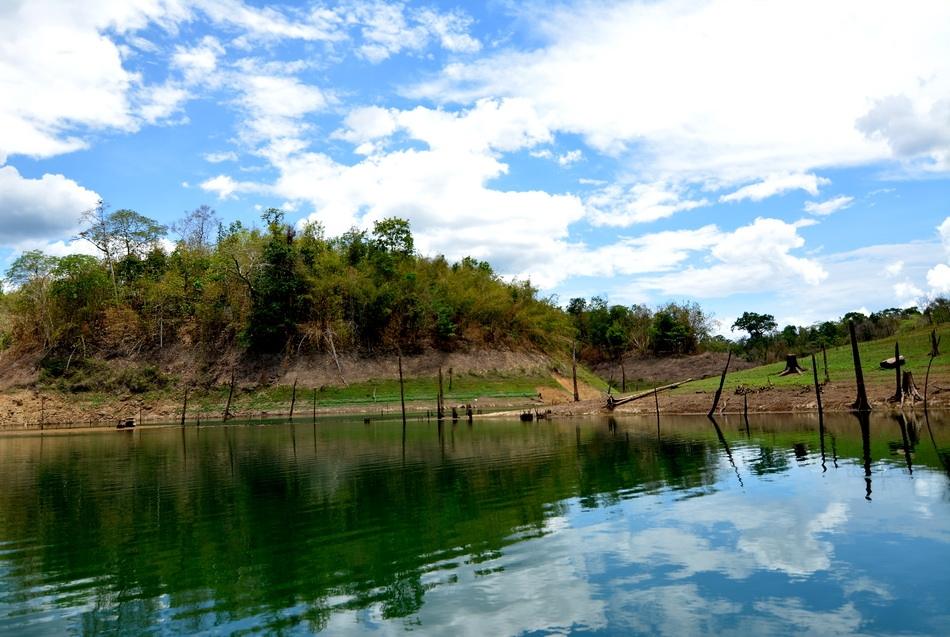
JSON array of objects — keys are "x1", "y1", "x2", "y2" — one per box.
[{"x1": 732, "y1": 311, "x2": 777, "y2": 361}]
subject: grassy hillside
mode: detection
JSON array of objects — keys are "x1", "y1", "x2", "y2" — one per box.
[{"x1": 683, "y1": 323, "x2": 947, "y2": 394}]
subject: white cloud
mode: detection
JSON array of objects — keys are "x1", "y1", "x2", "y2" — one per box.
[
  {"x1": 137, "y1": 83, "x2": 191, "y2": 124},
  {"x1": 410, "y1": 0, "x2": 950, "y2": 186},
  {"x1": 557, "y1": 149, "x2": 583, "y2": 167},
  {"x1": 857, "y1": 94, "x2": 950, "y2": 171},
  {"x1": 720, "y1": 173, "x2": 829, "y2": 203},
  {"x1": 199, "y1": 174, "x2": 261, "y2": 199},
  {"x1": 587, "y1": 182, "x2": 709, "y2": 226},
  {"x1": 885, "y1": 260, "x2": 904, "y2": 277},
  {"x1": 926, "y1": 264, "x2": 950, "y2": 295},
  {"x1": 171, "y1": 35, "x2": 225, "y2": 85},
  {"x1": 203, "y1": 151, "x2": 238, "y2": 163},
  {"x1": 0, "y1": 165, "x2": 101, "y2": 247},
  {"x1": 349, "y1": 1, "x2": 480, "y2": 63},
  {"x1": 639, "y1": 218, "x2": 826, "y2": 298},
  {"x1": 894, "y1": 281, "x2": 925, "y2": 307},
  {"x1": 925, "y1": 217, "x2": 950, "y2": 296},
  {"x1": 194, "y1": 0, "x2": 344, "y2": 44},
  {"x1": 803, "y1": 195, "x2": 854, "y2": 216},
  {"x1": 236, "y1": 74, "x2": 330, "y2": 143}
]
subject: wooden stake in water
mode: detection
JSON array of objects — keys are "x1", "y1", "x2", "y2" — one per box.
[
  {"x1": 180, "y1": 388, "x2": 189, "y2": 427},
  {"x1": 312, "y1": 388, "x2": 317, "y2": 424},
  {"x1": 223, "y1": 370, "x2": 235, "y2": 421},
  {"x1": 289, "y1": 377, "x2": 298, "y2": 420},
  {"x1": 893, "y1": 342, "x2": 903, "y2": 407},
  {"x1": 812, "y1": 353, "x2": 824, "y2": 425},
  {"x1": 848, "y1": 320, "x2": 871, "y2": 412},
  {"x1": 398, "y1": 352, "x2": 407, "y2": 432},
  {"x1": 708, "y1": 351, "x2": 732, "y2": 417},
  {"x1": 925, "y1": 331, "x2": 941, "y2": 411},
  {"x1": 438, "y1": 367, "x2": 445, "y2": 421}
]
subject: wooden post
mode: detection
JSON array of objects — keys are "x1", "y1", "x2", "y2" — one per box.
[
  {"x1": 438, "y1": 367, "x2": 445, "y2": 421},
  {"x1": 925, "y1": 331, "x2": 940, "y2": 411},
  {"x1": 849, "y1": 320, "x2": 871, "y2": 412},
  {"x1": 40, "y1": 396, "x2": 45, "y2": 431},
  {"x1": 312, "y1": 388, "x2": 317, "y2": 424},
  {"x1": 398, "y1": 352, "x2": 407, "y2": 432},
  {"x1": 289, "y1": 377, "x2": 298, "y2": 420},
  {"x1": 708, "y1": 350, "x2": 732, "y2": 417},
  {"x1": 572, "y1": 341, "x2": 580, "y2": 402},
  {"x1": 180, "y1": 388, "x2": 189, "y2": 427},
  {"x1": 223, "y1": 370, "x2": 235, "y2": 421},
  {"x1": 822, "y1": 345, "x2": 830, "y2": 383},
  {"x1": 448, "y1": 367, "x2": 453, "y2": 391},
  {"x1": 893, "y1": 342, "x2": 903, "y2": 406},
  {"x1": 743, "y1": 392, "x2": 749, "y2": 427},
  {"x1": 811, "y1": 352, "x2": 824, "y2": 425},
  {"x1": 653, "y1": 384, "x2": 660, "y2": 433}
]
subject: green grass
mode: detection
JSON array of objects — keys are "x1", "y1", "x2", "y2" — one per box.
[
  {"x1": 176, "y1": 369, "x2": 565, "y2": 414},
  {"x1": 682, "y1": 324, "x2": 948, "y2": 394}
]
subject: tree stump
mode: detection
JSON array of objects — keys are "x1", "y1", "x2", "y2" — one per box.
[
  {"x1": 778, "y1": 355, "x2": 807, "y2": 376},
  {"x1": 902, "y1": 371, "x2": 923, "y2": 403}
]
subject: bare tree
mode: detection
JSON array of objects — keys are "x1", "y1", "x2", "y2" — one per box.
[{"x1": 173, "y1": 204, "x2": 219, "y2": 249}]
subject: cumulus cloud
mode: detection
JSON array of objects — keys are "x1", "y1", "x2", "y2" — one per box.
[
  {"x1": 409, "y1": 0, "x2": 950, "y2": 187},
  {"x1": 720, "y1": 173, "x2": 829, "y2": 203},
  {"x1": 0, "y1": 165, "x2": 101, "y2": 247},
  {"x1": 639, "y1": 218, "x2": 827, "y2": 298},
  {"x1": 857, "y1": 95, "x2": 950, "y2": 171},
  {"x1": 587, "y1": 182, "x2": 709, "y2": 226},
  {"x1": 804, "y1": 195, "x2": 854, "y2": 216},
  {"x1": 349, "y1": 1, "x2": 480, "y2": 63},
  {"x1": 199, "y1": 174, "x2": 262, "y2": 199}
]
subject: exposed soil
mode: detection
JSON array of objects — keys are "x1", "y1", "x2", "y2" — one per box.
[
  {"x1": 591, "y1": 352, "x2": 756, "y2": 388},
  {"x1": 4, "y1": 348, "x2": 948, "y2": 432}
]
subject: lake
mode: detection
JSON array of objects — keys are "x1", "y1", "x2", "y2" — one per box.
[{"x1": 0, "y1": 412, "x2": 948, "y2": 635}]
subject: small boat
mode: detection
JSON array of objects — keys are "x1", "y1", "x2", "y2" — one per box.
[{"x1": 116, "y1": 418, "x2": 135, "y2": 430}]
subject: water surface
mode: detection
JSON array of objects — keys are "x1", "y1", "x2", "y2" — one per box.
[{"x1": 1, "y1": 412, "x2": 948, "y2": 635}]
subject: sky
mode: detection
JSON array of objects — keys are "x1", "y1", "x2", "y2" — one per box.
[{"x1": 2, "y1": 0, "x2": 950, "y2": 334}]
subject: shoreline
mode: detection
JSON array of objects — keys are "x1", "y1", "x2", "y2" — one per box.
[{"x1": 2, "y1": 381, "x2": 945, "y2": 435}]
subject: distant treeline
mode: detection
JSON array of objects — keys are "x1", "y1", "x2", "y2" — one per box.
[{"x1": 566, "y1": 296, "x2": 938, "y2": 366}]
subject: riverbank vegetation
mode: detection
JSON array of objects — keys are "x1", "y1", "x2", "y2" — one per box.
[{"x1": 2, "y1": 203, "x2": 950, "y2": 405}]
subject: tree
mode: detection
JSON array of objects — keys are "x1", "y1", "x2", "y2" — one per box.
[
  {"x1": 173, "y1": 204, "x2": 219, "y2": 249},
  {"x1": 242, "y1": 209, "x2": 307, "y2": 352},
  {"x1": 109, "y1": 209, "x2": 167, "y2": 258},
  {"x1": 372, "y1": 217, "x2": 414, "y2": 256},
  {"x1": 4, "y1": 251, "x2": 59, "y2": 348},
  {"x1": 732, "y1": 312, "x2": 778, "y2": 362}
]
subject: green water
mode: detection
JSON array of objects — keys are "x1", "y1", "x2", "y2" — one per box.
[{"x1": 0, "y1": 412, "x2": 948, "y2": 635}]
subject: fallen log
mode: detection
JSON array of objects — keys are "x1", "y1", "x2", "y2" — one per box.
[
  {"x1": 605, "y1": 378, "x2": 695, "y2": 410},
  {"x1": 880, "y1": 356, "x2": 906, "y2": 370}
]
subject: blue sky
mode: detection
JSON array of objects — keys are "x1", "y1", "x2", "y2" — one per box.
[{"x1": 2, "y1": 0, "x2": 950, "y2": 333}]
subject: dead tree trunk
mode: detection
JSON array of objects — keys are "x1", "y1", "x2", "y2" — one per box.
[
  {"x1": 708, "y1": 351, "x2": 732, "y2": 417},
  {"x1": 891, "y1": 342, "x2": 903, "y2": 405},
  {"x1": 822, "y1": 345, "x2": 830, "y2": 383},
  {"x1": 223, "y1": 370, "x2": 236, "y2": 421},
  {"x1": 931, "y1": 329, "x2": 941, "y2": 357},
  {"x1": 902, "y1": 371, "x2": 923, "y2": 403},
  {"x1": 849, "y1": 320, "x2": 872, "y2": 412},
  {"x1": 289, "y1": 377, "x2": 298, "y2": 420},
  {"x1": 572, "y1": 341, "x2": 580, "y2": 402},
  {"x1": 778, "y1": 355, "x2": 807, "y2": 376}
]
